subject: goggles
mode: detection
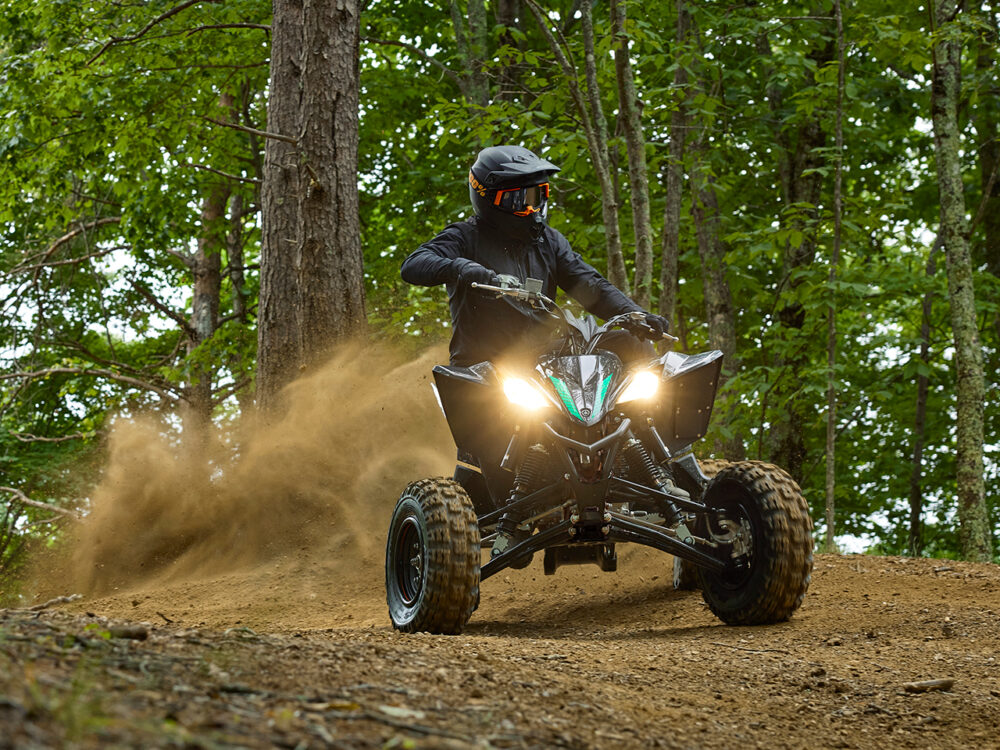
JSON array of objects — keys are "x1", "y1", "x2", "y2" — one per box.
[{"x1": 493, "y1": 183, "x2": 550, "y2": 216}]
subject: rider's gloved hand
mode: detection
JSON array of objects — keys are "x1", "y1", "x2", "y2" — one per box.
[
  {"x1": 452, "y1": 259, "x2": 499, "y2": 290},
  {"x1": 643, "y1": 313, "x2": 671, "y2": 338}
]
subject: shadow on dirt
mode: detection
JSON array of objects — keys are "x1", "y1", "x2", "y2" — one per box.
[{"x1": 468, "y1": 583, "x2": 701, "y2": 637}]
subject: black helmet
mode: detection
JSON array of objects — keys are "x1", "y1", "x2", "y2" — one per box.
[{"x1": 468, "y1": 145, "x2": 560, "y2": 233}]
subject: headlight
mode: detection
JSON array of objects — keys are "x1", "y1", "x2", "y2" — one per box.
[
  {"x1": 617, "y1": 370, "x2": 660, "y2": 404},
  {"x1": 503, "y1": 377, "x2": 551, "y2": 410}
]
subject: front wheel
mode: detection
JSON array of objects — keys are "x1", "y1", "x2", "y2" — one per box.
[
  {"x1": 698, "y1": 461, "x2": 813, "y2": 625},
  {"x1": 385, "y1": 478, "x2": 481, "y2": 634}
]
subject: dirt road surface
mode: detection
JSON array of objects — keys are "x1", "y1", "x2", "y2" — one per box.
[{"x1": 3, "y1": 548, "x2": 999, "y2": 749}]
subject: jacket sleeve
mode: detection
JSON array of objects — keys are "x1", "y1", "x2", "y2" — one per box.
[
  {"x1": 551, "y1": 230, "x2": 642, "y2": 319},
  {"x1": 400, "y1": 224, "x2": 472, "y2": 287}
]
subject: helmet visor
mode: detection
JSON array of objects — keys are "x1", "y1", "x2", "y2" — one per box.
[{"x1": 494, "y1": 183, "x2": 550, "y2": 216}]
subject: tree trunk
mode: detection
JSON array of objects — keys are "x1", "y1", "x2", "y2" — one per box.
[
  {"x1": 973, "y1": 4, "x2": 1000, "y2": 279},
  {"x1": 226, "y1": 193, "x2": 254, "y2": 415},
  {"x1": 611, "y1": 0, "x2": 653, "y2": 309},
  {"x1": 185, "y1": 92, "x2": 234, "y2": 427},
  {"x1": 909, "y1": 241, "x2": 940, "y2": 557},
  {"x1": 495, "y1": 0, "x2": 523, "y2": 102},
  {"x1": 449, "y1": 0, "x2": 490, "y2": 107},
  {"x1": 257, "y1": 0, "x2": 366, "y2": 412},
  {"x1": 525, "y1": 0, "x2": 628, "y2": 293},
  {"x1": 689, "y1": 151, "x2": 744, "y2": 461},
  {"x1": 659, "y1": 0, "x2": 691, "y2": 325},
  {"x1": 187, "y1": 181, "x2": 227, "y2": 425},
  {"x1": 972, "y1": 5, "x2": 1000, "y2": 351},
  {"x1": 299, "y1": 0, "x2": 366, "y2": 347},
  {"x1": 579, "y1": 1, "x2": 628, "y2": 293},
  {"x1": 769, "y1": 116, "x2": 826, "y2": 482},
  {"x1": 824, "y1": 0, "x2": 846, "y2": 554},
  {"x1": 760, "y1": 22, "x2": 833, "y2": 482},
  {"x1": 227, "y1": 194, "x2": 248, "y2": 325},
  {"x1": 930, "y1": 0, "x2": 992, "y2": 562},
  {"x1": 258, "y1": 0, "x2": 304, "y2": 410}
]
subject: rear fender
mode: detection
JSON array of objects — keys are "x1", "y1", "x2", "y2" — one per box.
[{"x1": 432, "y1": 363, "x2": 514, "y2": 507}]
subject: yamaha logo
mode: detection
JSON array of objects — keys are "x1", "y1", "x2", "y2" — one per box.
[{"x1": 580, "y1": 408, "x2": 591, "y2": 418}]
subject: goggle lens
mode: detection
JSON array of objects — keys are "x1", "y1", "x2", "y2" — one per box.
[{"x1": 494, "y1": 183, "x2": 550, "y2": 215}]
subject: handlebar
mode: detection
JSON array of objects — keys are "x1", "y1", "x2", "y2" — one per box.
[{"x1": 471, "y1": 279, "x2": 678, "y2": 345}]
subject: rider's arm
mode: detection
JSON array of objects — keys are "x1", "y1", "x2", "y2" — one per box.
[
  {"x1": 550, "y1": 230, "x2": 642, "y2": 319},
  {"x1": 401, "y1": 224, "x2": 473, "y2": 287}
]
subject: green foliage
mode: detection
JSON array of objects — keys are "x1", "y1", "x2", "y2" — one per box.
[{"x1": 1, "y1": 0, "x2": 997, "y2": 570}]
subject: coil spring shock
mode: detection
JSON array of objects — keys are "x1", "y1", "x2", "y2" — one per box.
[
  {"x1": 622, "y1": 439, "x2": 681, "y2": 524},
  {"x1": 511, "y1": 444, "x2": 549, "y2": 499},
  {"x1": 493, "y1": 445, "x2": 550, "y2": 557}
]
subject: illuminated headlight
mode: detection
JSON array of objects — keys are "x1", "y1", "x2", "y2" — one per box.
[
  {"x1": 617, "y1": 370, "x2": 660, "y2": 404},
  {"x1": 503, "y1": 377, "x2": 551, "y2": 410}
]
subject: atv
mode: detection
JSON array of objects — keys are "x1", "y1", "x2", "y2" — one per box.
[{"x1": 385, "y1": 276, "x2": 813, "y2": 634}]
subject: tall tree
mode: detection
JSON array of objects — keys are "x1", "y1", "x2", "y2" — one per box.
[
  {"x1": 929, "y1": 0, "x2": 991, "y2": 561},
  {"x1": 759, "y1": 12, "x2": 836, "y2": 482},
  {"x1": 449, "y1": 0, "x2": 490, "y2": 107},
  {"x1": 909, "y1": 242, "x2": 941, "y2": 556},
  {"x1": 611, "y1": 0, "x2": 654, "y2": 308},
  {"x1": 689, "y1": 148, "x2": 744, "y2": 461},
  {"x1": 824, "y1": 0, "x2": 847, "y2": 553},
  {"x1": 257, "y1": 0, "x2": 367, "y2": 411},
  {"x1": 658, "y1": 0, "x2": 692, "y2": 327},
  {"x1": 526, "y1": 0, "x2": 629, "y2": 293}
]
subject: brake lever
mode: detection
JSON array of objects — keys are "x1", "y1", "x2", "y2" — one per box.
[
  {"x1": 660, "y1": 330, "x2": 680, "y2": 343},
  {"x1": 470, "y1": 281, "x2": 509, "y2": 295},
  {"x1": 471, "y1": 281, "x2": 531, "y2": 301},
  {"x1": 622, "y1": 311, "x2": 679, "y2": 343},
  {"x1": 471, "y1": 282, "x2": 555, "y2": 308}
]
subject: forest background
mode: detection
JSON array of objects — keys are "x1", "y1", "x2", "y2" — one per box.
[{"x1": 0, "y1": 0, "x2": 997, "y2": 598}]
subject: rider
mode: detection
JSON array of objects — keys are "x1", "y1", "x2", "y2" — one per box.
[
  {"x1": 402, "y1": 145, "x2": 689, "y2": 526},
  {"x1": 400, "y1": 145, "x2": 671, "y2": 368}
]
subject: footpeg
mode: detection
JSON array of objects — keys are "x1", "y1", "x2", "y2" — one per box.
[
  {"x1": 673, "y1": 520, "x2": 695, "y2": 545},
  {"x1": 660, "y1": 475, "x2": 691, "y2": 501}
]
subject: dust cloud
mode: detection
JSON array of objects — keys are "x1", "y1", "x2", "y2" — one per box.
[{"x1": 65, "y1": 343, "x2": 455, "y2": 596}]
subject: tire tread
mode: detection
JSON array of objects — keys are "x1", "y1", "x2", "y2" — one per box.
[
  {"x1": 699, "y1": 461, "x2": 813, "y2": 625},
  {"x1": 387, "y1": 478, "x2": 480, "y2": 635}
]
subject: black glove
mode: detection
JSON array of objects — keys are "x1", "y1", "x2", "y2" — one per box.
[
  {"x1": 453, "y1": 259, "x2": 499, "y2": 289},
  {"x1": 642, "y1": 312, "x2": 671, "y2": 338}
]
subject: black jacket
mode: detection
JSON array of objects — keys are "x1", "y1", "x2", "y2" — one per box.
[{"x1": 401, "y1": 217, "x2": 641, "y2": 366}]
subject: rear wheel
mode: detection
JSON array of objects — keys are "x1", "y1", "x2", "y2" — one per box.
[
  {"x1": 697, "y1": 461, "x2": 813, "y2": 625},
  {"x1": 673, "y1": 458, "x2": 729, "y2": 591},
  {"x1": 385, "y1": 478, "x2": 480, "y2": 634}
]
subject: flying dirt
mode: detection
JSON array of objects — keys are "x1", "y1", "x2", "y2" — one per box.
[{"x1": 62, "y1": 343, "x2": 455, "y2": 597}]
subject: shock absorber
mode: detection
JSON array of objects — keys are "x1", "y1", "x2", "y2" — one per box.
[
  {"x1": 622, "y1": 439, "x2": 682, "y2": 525},
  {"x1": 493, "y1": 445, "x2": 549, "y2": 558},
  {"x1": 511, "y1": 444, "x2": 549, "y2": 499}
]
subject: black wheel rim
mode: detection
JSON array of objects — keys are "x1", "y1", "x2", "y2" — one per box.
[
  {"x1": 711, "y1": 491, "x2": 758, "y2": 590},
  {"x1": 393, "y1": 516, "x2": 424, "y2": 606}
]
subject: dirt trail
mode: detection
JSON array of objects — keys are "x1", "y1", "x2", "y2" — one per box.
[
  {"x1": 6, "y1": 345, "x2": 999, "y2": 747},
  {"x1": 1, "y1": 550, "x2": 996, "y2": 749}
]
